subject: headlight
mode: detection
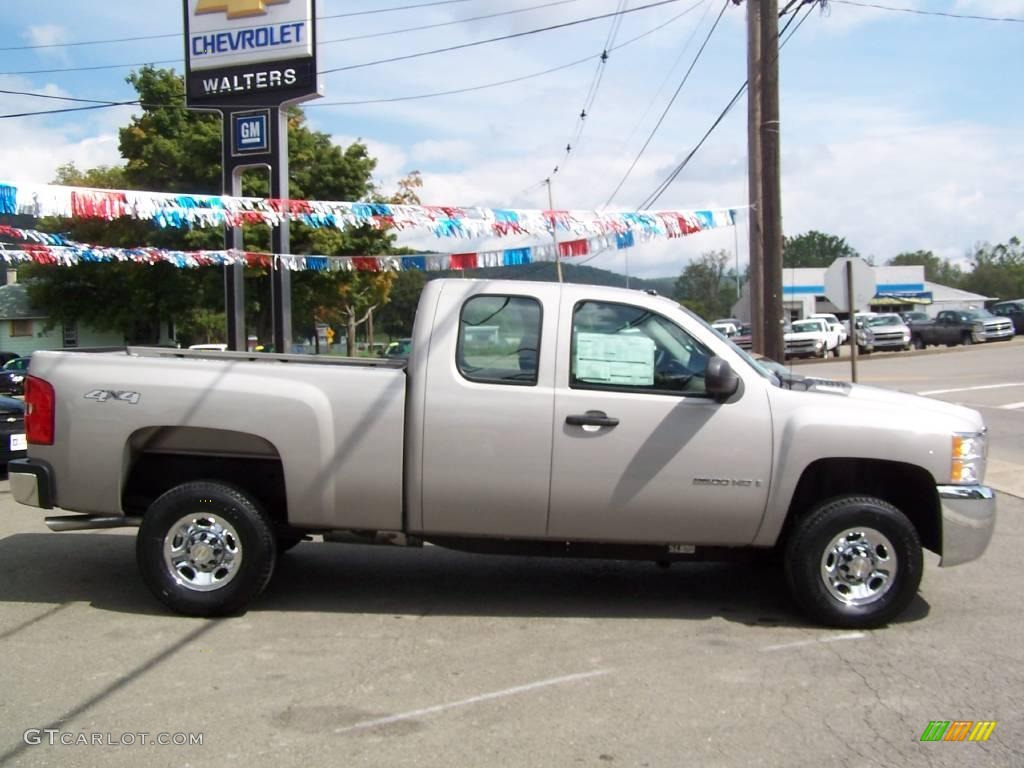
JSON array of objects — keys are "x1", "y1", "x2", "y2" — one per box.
[
  {"x1": 902, "y1": 332, "x2": 910, "y2": 341},
  {"x1": 951, "y1": 431, "x2": 987, "y2": 484}
]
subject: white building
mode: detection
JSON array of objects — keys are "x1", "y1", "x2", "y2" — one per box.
[{"x1": 731, "y1": 265, "x2": 991, "y2": 321}]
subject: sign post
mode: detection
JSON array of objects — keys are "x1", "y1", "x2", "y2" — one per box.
[
  {"x1": 183, "y1": 0, "x2": 321, "y2": 352},
  {"x1": 824, "y1": 256, "x2": 875, "y2": 383}
]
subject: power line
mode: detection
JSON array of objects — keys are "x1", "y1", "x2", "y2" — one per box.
[
  {"x1": 0, "y1": 88, "x2": 129, "y2": 105},
  {"x1": 619, "y1": 0, "x2": 714, "y2": 149},
  {"x1": 831, "y1": 0, "x2": 1024, "y2": 23},
  {"x1": 1, "y1": 0, "x2": 689, "y2": 78},
  {"x1": 602, "y1": 0, "x2": 730, "y2": 209},
  {"x1": 546, "y1": 0, "x2": 627, "y2": 178},
  {"x1": 0, "y1": 101, "x2": 139, "y2": 120},
  {"x1": 0, "y1": 0, "x2": 484, "y2": 52},
  {"x1": 0, "y1": 1, "x2": 693, "y2": 118},
  {"x1": 637, "y1": 1, "x2": 813, "y2": 209},
  {"x1": 319, "y1": 0, "x2": 693, "y2": 74}
]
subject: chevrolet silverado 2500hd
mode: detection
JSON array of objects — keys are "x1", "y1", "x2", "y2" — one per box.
[{"x1": 9, "y1": 279, "x2": 995, "y2": 627}]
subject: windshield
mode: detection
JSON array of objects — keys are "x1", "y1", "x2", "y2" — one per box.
[
  {"x1": 791, "y1": 321, "x2": 821, "y2": 334},
  {"x1": 965, "y1": 309, "x2": 996, "y2": 320},
  {"x1": 670, "y1": 303, "x2": 781, "y2": 384},
  {"x1": 868, "y1": 315, "x2": 902, "y2": 327}
]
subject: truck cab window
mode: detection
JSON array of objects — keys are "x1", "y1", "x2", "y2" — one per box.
[
  {"x1": 570, "y1": 301, "x2": 710, "y2": 395},
  {"x1": 457, "y1": 295, "x2": 542, "y2": 385}
]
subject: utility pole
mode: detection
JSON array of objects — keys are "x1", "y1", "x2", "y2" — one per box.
[
  {"x1": 746, "y1": 0, "x2": 765, "y2": 354},
  {"x1": 759, "y1": 0, "x2": 785, "y2": 362},
  {"x1": 546, "y1": 179, "x2": 563, "y2": 283}
]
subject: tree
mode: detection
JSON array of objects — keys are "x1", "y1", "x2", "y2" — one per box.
[
  {"x1": 24, "y1": 66, "x2": 396, "y2": 345},
  {"x1": 376, "y1": 269, "x2": 427, "y2": 339},
  {"x1": 673, "y1": 250, "x2": 739, "y2": 320},
  {"x1": 783, "y1": 231, "x2": 859, "y2": 268},
  {"x1": 961, "y1": 237, "x2": 1024, "y2": 300},
  {"x1": 888, "y1": 250, "x2": 963, "y2": 287}
]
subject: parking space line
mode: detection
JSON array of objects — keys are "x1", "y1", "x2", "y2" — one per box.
[
  {"x1": 1000, "y1": 402, "x2": 1024, "y2": 410},
  {"x1": 918, "y1": 383, "x2": 1024, "y2": 396},
  {"x1": 333, "y1": 669, "x2": 612, "y2": 735},
  {"x1": 760, "y1": 632, "x2": 865, "y2": 652}
]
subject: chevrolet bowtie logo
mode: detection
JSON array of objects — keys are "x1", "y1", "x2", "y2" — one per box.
[{"x1": 196, "y1": 0, "x2": 289, "y2": 19}]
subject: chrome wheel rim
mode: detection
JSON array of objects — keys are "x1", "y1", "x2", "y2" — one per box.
[
  {"x1": 820, "y1": 527, "x2": 897, "y2": 606},
  {"x1": 163, "y1": 512, "x2": 242, "y2": 592}
]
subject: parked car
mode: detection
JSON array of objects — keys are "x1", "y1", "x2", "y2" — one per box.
[
  {"x1": 809, "y1": 313, "x2": 848, "y2": 344},
  {"x1": 0, "y1": 351, "x2": 19, "y2": 366},
  {"x1": 0, "y1": 357, "x2": 30, "y2": 396},
  {"x1": 909, "y1": 309, "x2": 1014, "y2": 348},
  {"x1": 0, "y1": 395, "x2": 26, "y2": 467},
  {"x1": 990, "y1": 300, "x2": 1024, "y2": 334},
  {"x1": 733, "y1": 323, "x2": 753, "y2": 351},
  {"x1": 900, "y1": 311, "x2": 929, "y2": 325},
  {"x1": 710, "y1": 320, "x2": 739, "y2": 337},
  {"x1": 11, "y1": 278, "x2": 996, "y2": 628},
  {"x1": 188, "y1": 343, "x2": 229, "y2": 352},
  {"x1": 385, "y1": 338, "x2": 412, "y2": 359},
  {"x1": 853, "y1": 317, "x2": 875, "y2": 355},
  {"x1": 784, "y1": 318, "x2": 840, "y2": 359},
  {"x1": 866, "y1": 313, "x2": 912, "y2": 352}
]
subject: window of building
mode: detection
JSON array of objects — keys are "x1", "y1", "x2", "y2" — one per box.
[
  {"x1": 570, "y1": 301, "x2": 711, "y2": 396},
  {"x1": 63, "y1": 320, "x2": 78, "y2": 348},
  {"x1": 10, "y1": 319, "x2": 32, "y2": 337},
  {"x1": 457, "y1": 295, "x2": 541, "y2": 385}
]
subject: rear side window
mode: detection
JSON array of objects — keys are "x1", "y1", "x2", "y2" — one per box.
[{"x1": 457, "y1": 295, "x2": 542, "y2": 385}]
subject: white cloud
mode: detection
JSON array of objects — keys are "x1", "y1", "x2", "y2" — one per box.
[
  {"x1": 0, "y1": 77, "x2": 124, "y2": 184},
  {"x1": 24, "y1": 24, "x2": 67, "y2": 48}
]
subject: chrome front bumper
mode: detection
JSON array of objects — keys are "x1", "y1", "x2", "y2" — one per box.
[{"x1": 937, "y1": 485, "x2": 996, "y2": 567}]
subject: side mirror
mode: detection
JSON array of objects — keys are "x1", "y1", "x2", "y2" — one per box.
[{"x1": 705, "y1": 356, "x2": 740, "y2": 402}]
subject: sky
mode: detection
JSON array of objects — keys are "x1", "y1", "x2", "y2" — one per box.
[{"x1": 1, "y1": 0, "x2": 1022, "y2": 278}]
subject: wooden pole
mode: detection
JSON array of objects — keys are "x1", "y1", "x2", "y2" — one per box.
[
  {"x1": 759, "y1": 0, "x2": 784, "y2": 362},
  {"x1": 547, "y1": 179, "x2": 563, "y2": 283},
  {"x1": 746, "y1": 0, "x2": 765, "y2": 354}
]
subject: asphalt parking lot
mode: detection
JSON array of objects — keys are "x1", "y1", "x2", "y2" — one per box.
[{"x1": 2, "y1": 342, "x2": 1023, "y2": 768}]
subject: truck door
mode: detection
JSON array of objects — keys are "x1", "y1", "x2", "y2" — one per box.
[
  {"x1": 418, "y1": 283, "x2": 559, "y2": 538},
  {"x1": 546, "y1": 295, "x2": 772, "y2": 546}
]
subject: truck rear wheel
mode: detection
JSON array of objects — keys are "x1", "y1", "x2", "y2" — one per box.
[
  {"x1": 784, "y1": 495, "x2": 922, "y2": 628},
  {"x1": 136, "y1": 481, "x2": 277, "y2": 617}
]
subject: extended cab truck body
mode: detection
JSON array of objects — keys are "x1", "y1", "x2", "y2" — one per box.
[
  {"x1": 11, "y1": 280, "x2": 996, "y2": 627},
  {"x1": 910, "y1": 309, "x2": 1014, "y2": 349}
]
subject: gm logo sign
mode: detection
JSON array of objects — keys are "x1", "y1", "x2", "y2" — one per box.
[{"x1": 231, "y1": 110, "x2": 270, "y2": 156}]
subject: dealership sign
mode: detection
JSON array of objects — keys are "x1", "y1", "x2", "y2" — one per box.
[{"x1": 183, "y1": 0, "x2": 319, "y2": 106}]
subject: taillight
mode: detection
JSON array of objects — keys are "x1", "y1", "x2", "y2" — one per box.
[{"x1": 25, "y1": 375, "x2": 55, "y2": 445}]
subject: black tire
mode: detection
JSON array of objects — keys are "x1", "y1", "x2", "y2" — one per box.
[
  {"x1": 136, "y1": 481, "x2": 277, "y2": 617},
  {"x1": 858, "y1": 345, "x2": 872, "y2": 355},
  {"x1": 912, "y1": 336, "x2": 924, "y2": 350},
  {"x1": 961, "y1": 332, "x2": 973, "y2": 346},
  {"x1": 784, "y1": 495, "x2": 922, "y2": 629},
  {"x1": 831, "y1": 345, "x2": 840, "y2": 358}
]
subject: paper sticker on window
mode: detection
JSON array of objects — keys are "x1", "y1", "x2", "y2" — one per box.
[{"x1": 575, "y1": 332, "x2": 655, "y2": 386}]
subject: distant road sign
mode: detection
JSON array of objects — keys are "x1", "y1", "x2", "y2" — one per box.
[{"x1": 825, "y1": 257, "x2": 875, "y2": 311}]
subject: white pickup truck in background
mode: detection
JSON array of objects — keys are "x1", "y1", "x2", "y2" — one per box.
[
  {"x1": 784, "y1": 317, "x2": 842, "y2": 359},
  {"x1": 9, "y1": 279, "x2": 995, "y2": 628}
]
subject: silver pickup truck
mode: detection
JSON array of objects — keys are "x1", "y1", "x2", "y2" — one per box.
[{"x1": 10, "y1": 279, "x2": 995, "y2": 627}]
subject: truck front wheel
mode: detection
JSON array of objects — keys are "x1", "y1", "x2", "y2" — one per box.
[
  {"x1": 137, "y1": 481, "x2": 277, "y2": 617},
  {"x1": 784, "y1": 496, "x2": 922, "y2": 628}
]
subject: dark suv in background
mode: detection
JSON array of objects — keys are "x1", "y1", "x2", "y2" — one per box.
[{"x1": 990, "y1": 300, "x2": 1024, "y2": 334}]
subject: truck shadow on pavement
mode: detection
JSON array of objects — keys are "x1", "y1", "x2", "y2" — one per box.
[{"x1": 0, "y1": 534, "x2": 931, "y2": 627}]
